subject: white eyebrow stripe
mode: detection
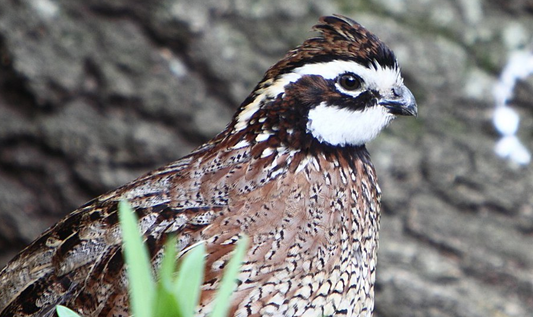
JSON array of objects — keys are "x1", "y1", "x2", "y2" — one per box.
[
  {"x1": 292, "y1": 60, "x2": 401, "y2": 89},
  {"x1": 294, "y1": 61, "x2": 371, "y2": 79},
  {"x1": 265, "y1": 60, "x2": 401, "y2": 99}
]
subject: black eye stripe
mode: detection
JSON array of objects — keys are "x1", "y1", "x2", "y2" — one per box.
[{"x1": 337, "y1": 73, "x2": 364, "y2": 91}]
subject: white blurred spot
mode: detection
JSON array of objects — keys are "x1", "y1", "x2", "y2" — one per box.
[
  {"x1": 160, "y1": 48, "x2": 187, "y2": 78},
  {"x1": 492, "y1": 50, "x2": 533, "y2": 165},
  {"x1": 31, "y1": 0, "x2": 59, "y2": 19},
  {"x1": 493, "y1": 107, "x2": 519, "y2": 136},
  {"x1": 495, "y1": 136, "x2": 531, "y2": 165},
  {"x1": 169, "y1": 59, "x2": 187, "y2": 78}
]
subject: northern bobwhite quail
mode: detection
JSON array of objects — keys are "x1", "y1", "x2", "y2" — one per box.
[{"x1": 0, "y1": 15, "x2": 417, "y2": 317}]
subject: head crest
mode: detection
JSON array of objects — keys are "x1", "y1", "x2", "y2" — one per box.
[{"x1": 266, "y1": 15, "x2": 397, "y2": 78}]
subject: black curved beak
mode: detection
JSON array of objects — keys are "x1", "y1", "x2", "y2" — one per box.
[{"x1": 379, "y1": 85, "x2": 418, "y2": 117}]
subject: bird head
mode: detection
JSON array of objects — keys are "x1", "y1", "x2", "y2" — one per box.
[{"x1": 231, "y1": 15, "x2": 417, "y2": 151}]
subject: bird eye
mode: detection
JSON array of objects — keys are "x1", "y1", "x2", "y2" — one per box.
[{"x1": 337, "y1": 73, "x2": 363, "y2": 91}]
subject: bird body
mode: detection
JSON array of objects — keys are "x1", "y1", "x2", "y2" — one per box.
[{"x1": 0, "y1": 15, "x2": 416, "y2": 317}]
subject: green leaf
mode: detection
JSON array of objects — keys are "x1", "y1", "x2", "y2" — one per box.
[
  {"x1": 210, "y1": 236, "x2": 249, "y2": 317},
  {"x1": 118, "y1": 200, "x2": 155, "y2": 317},
  {"x1": 158, "y1": 235, "x2": 178, "y2": 285},
  {"x1": 153, "y1": 235, "x2": 181, "y2": 317},
  {"x1": 153, "y1": 282, "x2": 182, "y2": 317},
  {"x1": 55, "y1": 305, "x2": 82, "y2": 317},
  {"x1": 174, "y1": 243, "x2": 206, "y2": 317}
]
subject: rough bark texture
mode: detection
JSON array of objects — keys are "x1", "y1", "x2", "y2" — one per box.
[{"x1": 0, "y1": 1, "x2": 532, "y2": 316}]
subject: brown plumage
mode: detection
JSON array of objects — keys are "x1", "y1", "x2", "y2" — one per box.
[{"x1": 0, "y1": 15, "x2": 417, "y2": 317}]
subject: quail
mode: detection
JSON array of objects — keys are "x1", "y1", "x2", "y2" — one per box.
[{"x1": 0, "y1": 15, "x2": 417, "y2": 317}]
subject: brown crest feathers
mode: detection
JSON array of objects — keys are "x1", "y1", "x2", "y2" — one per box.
[{"x1": 265, "y1": 15, "x2": 397, "y2": 80}]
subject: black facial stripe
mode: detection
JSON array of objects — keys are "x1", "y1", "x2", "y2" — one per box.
[
  {"x1": 319, "y1": 77, "x2": 377, "y2": 112},
  {"x1": 279, "y1": 74, "x2": 378, "y2": 113},
  {"x1": 325, "y1": 89, "x2": 377, "y2": 111}
]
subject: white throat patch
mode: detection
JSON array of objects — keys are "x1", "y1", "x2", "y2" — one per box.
[{"x1": 307, "y1": 102, "x2": 395, "y2": 146}]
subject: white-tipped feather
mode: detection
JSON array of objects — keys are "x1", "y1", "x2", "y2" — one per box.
[
  {"x1": 234, "y1": 73, "x2": 302, "y2": 132},
  {"x1": 307, "y1": 102, "x2": 395, "y2": 146}
]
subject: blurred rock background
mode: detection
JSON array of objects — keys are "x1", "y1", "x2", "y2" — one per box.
[{"x1": 0, "y1": 0, "x2": 532, "y2": 316}]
